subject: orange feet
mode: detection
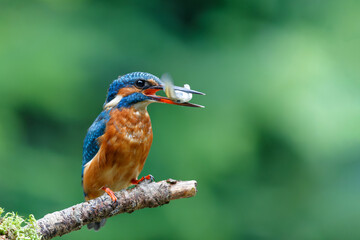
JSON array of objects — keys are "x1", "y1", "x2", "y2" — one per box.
[
  {"x1": 102, "y1": 187, "x2": 117, "y2": 202},
  {"x1": 131, "y1": 174, "x2": 155, "y2": 185}
]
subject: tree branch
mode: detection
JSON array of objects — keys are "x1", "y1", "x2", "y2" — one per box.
[{"x1": 36, "y1": 179, "x2": 197, "y2": 240}]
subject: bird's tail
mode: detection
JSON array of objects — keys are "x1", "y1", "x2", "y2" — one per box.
[{"x1": 87, "y1": 219, "x2": 107, "y2": 231}]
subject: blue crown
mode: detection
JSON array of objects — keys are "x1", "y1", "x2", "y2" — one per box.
[{"x1": 105, "y1": 72, "x2": 161, "y2": 104}]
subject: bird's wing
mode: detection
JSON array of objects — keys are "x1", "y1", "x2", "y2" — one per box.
[{"x1": 82, "y1": 110, "x2": 111, "y2": 179}]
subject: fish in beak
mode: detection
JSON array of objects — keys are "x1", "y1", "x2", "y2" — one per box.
[{"x1": 144, "y1": 76, "x2": 205, "y2": 108}]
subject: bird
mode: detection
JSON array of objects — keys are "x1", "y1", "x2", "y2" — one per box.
[{"x1": 82, "y1": 72, "x2": 204, "y2": 231}]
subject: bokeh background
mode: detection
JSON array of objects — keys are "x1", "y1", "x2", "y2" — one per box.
[{"x1": 1, "y1": 0, "x2": 360, "y2": 239}]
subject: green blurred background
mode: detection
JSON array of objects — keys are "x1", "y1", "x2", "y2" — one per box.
[{"x1": 1, "y1": 0, "x2": 360, "y2": 239}]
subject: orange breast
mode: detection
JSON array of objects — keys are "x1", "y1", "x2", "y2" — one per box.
[{"x1": 83, "y1": 107, "x2": 153, "y2": 200}]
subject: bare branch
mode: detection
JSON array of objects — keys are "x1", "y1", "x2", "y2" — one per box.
[{"x1": 36, "y1": 179, "x2": 197, "y2": 240}]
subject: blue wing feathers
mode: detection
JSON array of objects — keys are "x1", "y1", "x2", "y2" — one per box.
[{"x1": 82, "y1": 110, "x2": 111, "y2": 178}]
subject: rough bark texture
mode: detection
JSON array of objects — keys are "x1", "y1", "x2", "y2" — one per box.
[{"x1": 36, "y1": 179, "x2": 197, "y2": 240}]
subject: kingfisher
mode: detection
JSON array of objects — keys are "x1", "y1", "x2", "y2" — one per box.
[{"x1": 82, "y1": 72, "x2": 204, "y2": 230}]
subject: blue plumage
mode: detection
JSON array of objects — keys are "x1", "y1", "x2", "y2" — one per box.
[
  {"x1": 105, "y1": 72, "x2": 161, "y2": 104},
  {"x1": 117, "y1": 92, "x2": 151, "y2": 108},
  {"x1": 82, "y1": 109, "x2": 111, "y2": 180}
]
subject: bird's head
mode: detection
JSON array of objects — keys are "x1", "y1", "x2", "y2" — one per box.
[{"x1": 103, "y1": 72, "x2": 204, "y2": 110}]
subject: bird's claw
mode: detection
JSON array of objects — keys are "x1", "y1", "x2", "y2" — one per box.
[
  {"x1": 144, "y1": 174, "x2": 155, "y2": 183},
  {"x1": 131, "y1": 174, "x2": 155, "y2": 185},
  {"x1": 102, "y1": 187, "x2": 117, "y2": 202}
]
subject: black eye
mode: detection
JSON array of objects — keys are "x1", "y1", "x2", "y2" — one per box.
[{"x1": 135, "y1": 79, "x2": 146, "y2": 88}]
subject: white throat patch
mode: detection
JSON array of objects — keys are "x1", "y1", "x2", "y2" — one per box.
[
  {"x1": 104, "y1": 95, "x2": 123, "y2": 109},
  {"x1": 133, "y1": 100, "x2": 151, "y2": 111}
]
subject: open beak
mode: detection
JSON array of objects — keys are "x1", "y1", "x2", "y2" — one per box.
[{"x1": 143, "y1": 85, "x2": 205, "y2": 108}]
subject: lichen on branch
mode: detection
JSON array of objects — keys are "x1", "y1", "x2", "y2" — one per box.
[{"x1": 0, "y1": 208, "x2": 40, "y2": 240}]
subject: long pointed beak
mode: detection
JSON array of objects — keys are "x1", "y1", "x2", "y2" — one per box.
[
  {"x1": 149, "y1": 95, "x2": 205, "y2": 108},
  {"x1": 172, "y1": 86, "x2": 205, "y2": 95},
  {"x1": 143, "y1": 85, "x2": 205, "y2": 108}
]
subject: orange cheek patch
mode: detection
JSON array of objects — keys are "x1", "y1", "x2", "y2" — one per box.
[
  {"x1": 117, "y1": 87, "x2": 139, "y2": 97},
  {"x1": 143, "y1": 88, "x2": 160, "y2": 96},
  {"x1": 147, "y1": 79, "x2": 157, "y2": 85},
  {"x1": 143, "y1": 79, "x2": 161, "y2": 96}
]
